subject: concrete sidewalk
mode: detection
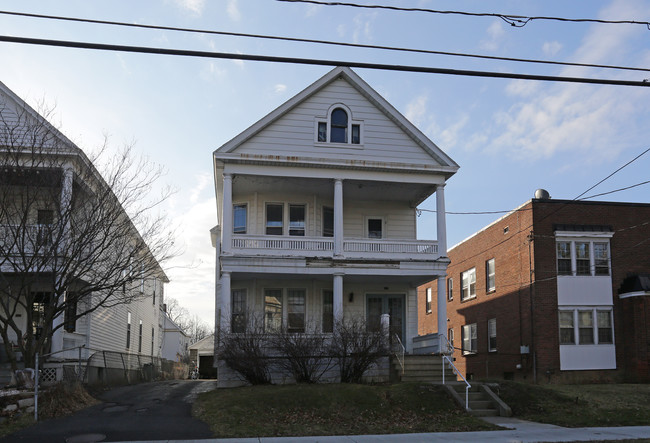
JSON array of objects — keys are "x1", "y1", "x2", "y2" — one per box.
[{"x1": 123, "y1": 417, "x2": 650, "y2": 443}]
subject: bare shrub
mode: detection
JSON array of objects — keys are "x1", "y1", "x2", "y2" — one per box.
[
  {"x1": 329, "y1": 316, "x2": 388, "y2": 383},
  {"x1": 272, "y1": 330, "x2": 334, "y2": 383},
  {"x1": 216, "y1": 314, "x2": 272, "y2": 385}
]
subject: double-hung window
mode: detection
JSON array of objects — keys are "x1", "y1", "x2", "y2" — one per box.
[
  {"x1": 559, "y1": 311, "x2": 575, "y2": 344},
  {"x1": 322, "y1": 290, "x2": 333, "y2": 333},
  {"x1": 316, "y1": 106, "x2": 362, "y2": 144},
  {"x1": 594, "y1": 243, "x2": 609, "y2": 275},
  {"x1": 461, "y1": 268, "x2": 476, "y2": 301},
  {"x1": 266, "y1": 204, "x2": 283, "y2": 235},
  {"x1": 557, "y1": 242, "x2": 572, "y2": 275},
  {"x1": 462, "y1": 323, "x2": 477, "y2": 354},
  {"x1": 264, "y1": 289, "x2": 283, "y2": 331},
  {"x1": 425, "y1": 288, "x2": 432, "y2": 313},
  {"x1": 233, "y1": 204, "x2": 247, "y2": 234},
  {"x1": 556, "y1": 237, "x2": 611, "y2": 276},
  {"x1": 289, "y1": 204, "x2": 306, "y2": 236},
  {"x1": 559, "y1": 309, "x2": 613, "y2": 345},
  {"x1": 486, "y1": 258, "x2": 496, "y2": 293},
  {"x1": 287, "y1": 289, "x2": 306, "y2": 333},
  {"x1": 231, "y1": 289, "x2": 247, "y2": 333},
  {"x1": 322, "y1": 206, "x2": 334, "y2": 237},
  {"x1": 578, "y1": 310, "x2": 594, "y2": 344},
  {"x1": 597, "y1": 310, "x2": 613, "y2": 343},
  {"x1": 575, "y1": 242, "x2": 590, "y2": 275},
  {"x1": 488, "y1": 318, "x2": 497, "y2": 352},
  {"x1": 447, "y1": 278, "x2": 453, "y2": 301}
]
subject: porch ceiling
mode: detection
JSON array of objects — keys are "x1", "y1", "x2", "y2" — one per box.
[
  {"x1": 227, "y1": 271, "x2": 438, "y2": 287},
  {"x1": 231, "y1": 175, "x2": 436, "y2": 205}
]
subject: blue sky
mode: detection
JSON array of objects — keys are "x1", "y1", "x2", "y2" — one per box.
[{"x1": 1, "y1": 0, "x2": 649, "y2": 325}]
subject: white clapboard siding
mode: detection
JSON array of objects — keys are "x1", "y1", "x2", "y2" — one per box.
[{"x1": 234, "y1": 79, "x2": 439, "y2": 166}]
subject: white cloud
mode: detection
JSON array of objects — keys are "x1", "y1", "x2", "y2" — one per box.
[
  {"x1": 352, "y1": 12, "x2": 377, "y2": 43},
  {"x1": 274, "y1": 84, "x2": 287, "y2": 94},
  {"x1": 542, "y1": 41, "x2": 563, "y2": 57},
  {"x1": 480, "y1": 21, "x2": 505, "y2": 51},
  {"x1": 227, "y1": 0, "x2": 241, "y2": 22},
  {"x1": 480, "y1": 0, "x2": 650, "y2": 163},
  {"x1": 173, "y1": 0, "x2": 205, "y2": 15},
  {"x1": 405, "y1": 95, "x2": 428, "y2": 127},
  {"x1": 189, "y1": 173, "x2": 211, "y2": 204}
]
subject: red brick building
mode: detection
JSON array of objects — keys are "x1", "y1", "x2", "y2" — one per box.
[{"x1": 419, "y1": 196, "x2": 650, "y2": 383}]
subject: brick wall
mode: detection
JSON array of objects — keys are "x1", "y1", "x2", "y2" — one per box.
[{"x1": 419, "y1": 199, "x2": 650, "y2": 383}]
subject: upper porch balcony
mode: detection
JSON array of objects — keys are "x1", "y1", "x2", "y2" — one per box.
[{"x1": 229, "y1": 234, "x2": 439, "y2": 261}]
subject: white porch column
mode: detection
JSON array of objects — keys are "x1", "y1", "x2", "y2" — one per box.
[
  {"x1": 333, "y1": 273, "x2": 343, "y2": 326},
  {"x1": 436, "y1": 184, "x2": 447, "y2": 258},
  {"x1": 222, "y1": 173, "x2": 233, "y2": 254},
  {"x1": 220, "y1": 271, "x2": 231, "y2": 333},
  {"x1": 435, "y1": 184, "x2": 448, "y2": 345},
  {"x1": 50, "y1": 294, "x2": 65, "y2": 356},
  {"x1": 334, "y1": 179, "x2": 344, "y2": 257}
]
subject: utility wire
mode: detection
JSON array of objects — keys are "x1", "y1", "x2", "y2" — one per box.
[
  {"x1": 1, "y1": 9, "x2": 649, "y2": 74},
  {"x1": 579, "y1": 179, "x2": 650, "y2": 201},
  {"x1": 279, "y1": 0, "x2": 650, "y2": 29},
  {"x1": 1, "y1": 35, "x2": 649, "y2": 87},
  {"x1": 574, "y1": 147, "x2": 650, "y2": 200}
]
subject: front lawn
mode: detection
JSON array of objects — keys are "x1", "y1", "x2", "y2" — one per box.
[{"x1": 193, "y1": 382, "x2": 497, "y2": 438}]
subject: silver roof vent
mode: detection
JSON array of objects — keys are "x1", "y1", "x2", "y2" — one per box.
[{"x1": 534, "y1": 189, "x2": 551, "y2": 200}]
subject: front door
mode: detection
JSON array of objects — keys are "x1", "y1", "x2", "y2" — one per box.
[{"x1": 366, "y1": 294, "x2": 405, "y2": 342}]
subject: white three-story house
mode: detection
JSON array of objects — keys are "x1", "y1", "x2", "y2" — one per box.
[{"x1": 212, "y1": 67, "x2": 458, "y2": 386}]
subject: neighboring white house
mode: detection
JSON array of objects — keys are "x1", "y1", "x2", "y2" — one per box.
[
  {"x1": 212, "y1": 66, "x2": 459, "y2": 387},
  {"x1": 188, "y1": 334, "x2": 216, "y2": 378},
  {"x1": 0, "y1": 79, "x2": 169, "y2": 383},
  {"x1": 161, "y1": 313, "x2": 190, "y2": 362}
]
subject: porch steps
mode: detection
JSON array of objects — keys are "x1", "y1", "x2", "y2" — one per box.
[
  {"x1": 445, "y1": 382, "x2": 512, "y2": 417},
  {"x1": 392, "y1": 354, "x2": 455, "y2": 383}
]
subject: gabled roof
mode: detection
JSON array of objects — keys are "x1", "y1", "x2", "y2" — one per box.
[{"x1": 214, "y1": 66, "x2": 459, "y2": 172}]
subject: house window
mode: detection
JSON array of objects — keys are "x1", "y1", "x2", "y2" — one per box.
[
  {"x1": 36, "y1": 209, "x2": 54, "y2": 244},
  {"x1": 330, "y1": 108, "x2": 348, "y2": 143},
  {"x1": 575, "y1": 242, "x2": 590, "y2": 275},
  {"x1": 126, "y1": 312, "x2": 132, "y2": 349},
  {"x1": 289, "y1": 204, "x2": 306, "y2": 236},
  {"x1": 367, "y1": 218, "x2": 382, "y2": 239},
  {"x1": 448, "y1": 328, "x2": 454, "y2": 350},
  {"x1": 461, "y1": 268, "x2": 476, "y2": 301},
  {"x1": 447, "y1": 278, "x2": 453, "y2": 301},
  {"x1": 152, "y1": 278, "x2": 157, "y2": 305},
  {"x1": 559, "y1": 308, "x2": 613, "y2": 345},
  {"x1": 232, "y1": 289, "x2": 247, "y2": 333},
  {"x1": 64, "y1": 293, "x2": 77, "y2": 333},
  {"x1": 322, "y1": 290, "x2": 333, "y2": 333},
  {"x1": 462, "y1": 323, "x2": 477, "y2": 354},
  {"x1": 556, "y1": 239, "x2": 611, "y2": 276},
  {"x1": 264, "y1": 289, "x2": 283, "y2": 331},
  {"x1": 488, "y1": 318, "x2": 497, "y2": 352},
  {"x1": 578, "y1": 310, "x2": 594, "y2": 344},
  {"x1": 316, "y1": 106, "x2": 362, "y2": 144},
  {"x1": 322, "y1": 206, "x2": 334, "y2": 237},
  {"x1": 287, "y1": 289, "x2": 306, "y2": 333},
  {"x1": 266, "y1": 203, "x2": 283, "y2": 235},
  {"x1": 233, "y1": 204, "x2": 247, "y2": 234},
  {"x1": 559, "y1": 311, "x2": 575, "y2": 344},
  {"x1": 151, "y1": 327, "x2": 155, "y2": 356},
  {"x1": 31, "y1": 292, "x2": 50, "y2": 340},
  {"x1": 597, "y1": 310, "x2": 613, "y2": 343},
  {"x1": 486, "y1": 258, "x2": 495, "y2": 293},
  {"x1": 318, "y1": 121, "x2": 327, "y2": 142},
  {"x1": 557, "y1": 241, "x2": 572, "y2": 275},
  {"x1": 594, "y1": 243, "x2": 609, "y2": 275},
  {"x1": 425, "y1": 288, "x2": 432, "y2": 314},
  {"x1": 138, "y1": 320, "x2": 143, "y2": 352}
]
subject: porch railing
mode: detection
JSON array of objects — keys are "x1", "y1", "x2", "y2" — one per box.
[
  {"x1": 230, "y1": 235, "x2": 438, "y2": 259},
  {"x1": 393, "y1": 333, "x2": 405, "y2": 375},
  {"x1": 440, "y1": 335, "x2": 471, "y2": 411}
]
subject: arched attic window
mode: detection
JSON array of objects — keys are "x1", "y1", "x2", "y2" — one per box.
[{"x1": 316, "y1": 105, "x2": 361, "y2": 145}]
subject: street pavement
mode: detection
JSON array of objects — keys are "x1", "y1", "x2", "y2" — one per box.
[
  {"x1": 2, "y1": 380, "x2": 650, "y2": 442},
  {"x1": 0, "y1": 380, "x2": 216, "y2": 443}
]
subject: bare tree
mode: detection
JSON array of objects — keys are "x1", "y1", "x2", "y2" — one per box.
[
  {"x1": 164, "y1": 297, "x2": 212, "y2": 344},
  {"x1": 0, "y1": 92, "x2": 176, "y2": 370}
]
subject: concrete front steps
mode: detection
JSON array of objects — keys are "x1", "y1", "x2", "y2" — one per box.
[
  {"x1": 445, "y1": 382, "x2": 512, "y2": 417},
  {"x1": 391, "y1": 355, "x2": 511, "y2": 417}
]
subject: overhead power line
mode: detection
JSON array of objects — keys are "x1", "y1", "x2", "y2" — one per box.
[
  {"x1": 1, "y1": 10, "x2": 648, "y2": 74},
  {"x1": 1, "y1": 35, "x2": 649, "y2": 87},
  {"x1": 279, "y1": 0, "x2": 650, "y2": 29}
]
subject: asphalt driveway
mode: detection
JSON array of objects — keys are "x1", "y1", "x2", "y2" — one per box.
[{"x1": 1, "y1": 379, "x2": 216, "y2": 442}]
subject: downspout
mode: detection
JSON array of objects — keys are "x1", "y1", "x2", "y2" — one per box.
[{"x1": 528, "y1": 231, "x2": 537, "y2": 383}]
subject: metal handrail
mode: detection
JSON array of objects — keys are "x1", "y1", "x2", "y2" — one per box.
[
  {"x1": 439, "y1": 335, "x2": 471, "y2": 411},
  {"x1": 393, "y1": 333, "x2": 405, "y2": 375}
]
